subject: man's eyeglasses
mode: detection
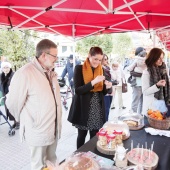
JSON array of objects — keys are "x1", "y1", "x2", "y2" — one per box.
[{"x1": 45, "y1": 52, "x2": 58, "y2": 58}]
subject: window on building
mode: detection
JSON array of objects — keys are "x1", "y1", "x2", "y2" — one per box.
[
  {"x1": 70, "y1": 46, "x2": 73, "y2": 52},
  {"x1": 62, "y1": 46, "x2": 67, "y2": 53}
]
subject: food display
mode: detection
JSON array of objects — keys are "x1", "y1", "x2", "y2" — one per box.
[
  {"x1": 123, "y1": 120, "x2": 138, "y2": 127},
  {"x1": 127, "y1": 148, "x2": 158, "y2": 169},
  {"x1": 103, "y1": 121, "x2": 130, "y2": 140},
  {"x1": 96, "y1": 121, "x2": 130, "y2": 155},
  {"x1": 118, "y1": 112, "x2": 144, "y2": 130},
  {"x1": 114, "y1": 130, "x2": 123, "y2": 145},
  {"x1": 147, "y1": 109, "x2": 170, "y2": 130},
  {"x1": 64, "y1": 152, "x2": 100, "y2": 170},
  {"x1": 147, "y1": 109, "x2": 164, "y2": 120}
]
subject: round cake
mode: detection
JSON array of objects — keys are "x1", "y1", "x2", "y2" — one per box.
[
  {"x1": 118, "y1": 112, "x2": 144, "y2": 130},
  {"x1": 64, "y1": 155, "x2": 93, "y2": 170},
  {"x1": 127, "y1": 148, "x2": 159, "y2": 169}
]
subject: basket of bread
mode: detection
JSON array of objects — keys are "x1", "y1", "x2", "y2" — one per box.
[{"x1": 147, "y1": 109, "x2": 170, "y2": 130}]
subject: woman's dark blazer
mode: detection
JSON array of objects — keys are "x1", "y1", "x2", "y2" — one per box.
[{"x1": 68, "y1": 65, "x2": 112, "y2": 126}]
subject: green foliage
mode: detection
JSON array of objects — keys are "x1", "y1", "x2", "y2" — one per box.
[
  {"x1": 75, "y1": 33, "x2": 133, "y2": 63},
  {"x1": 76, "y1": 34, "x2": 113, "y2": 58},
  {"x1": 0, "y1": 48, "x2": 3, "y2": 56},
  {"x1": 0, "y1": 29, "x2": 36, "y2": 69},
  {"x1": 112, "y1": 33, "x2": 133, "y2": 63}
]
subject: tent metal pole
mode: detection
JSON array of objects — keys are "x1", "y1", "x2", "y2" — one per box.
[
  {"x1": 153, "y1": 30, "x2": 156, "y2": 47},
  {"x1": 110, "y1": 14, "x2": 145, "y2": 27},
  {"x1": 156, "y1": 25, "x2": 170, "y2": 31},
  {"x1": 10, "y1": 8, "x2": 44, "y2": 27},
  {"x1": 13, "y1": 0, "x2": 67, "y2": 29},
  {"x1": 108, "y1": 0, "x2": 113, "y2": 13},
  {"x1": 75, "y1": 24, "x2": 104, "y2": 29},
  {"x1": 73, "y1": 40, "x2": 76, "y2": 70},
  {"x1": 72, "y1": 24, "x2": 76, "y2": 69},
  {"x1": 114, "y1": 0, "x2": 143, "y2": 13},
  {"x1": 96, "y1": 0, "x2": 107, "y2": 12},
  {"x1": 124, "y1": 0, "x2": 146, "y2": 30}
]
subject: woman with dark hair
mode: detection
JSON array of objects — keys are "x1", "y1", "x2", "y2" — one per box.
[
  {"x1": 0, "y1": 62, "x2": 19, "y2": 128},
  {"x1": 101, "y1": 54, "x2": 113, "y2": 121},
  {"x1": 142, "y1": 48, "x2": 169, "y2": 115},
  {"x1": 68, "y1": 47, "x2": 112, "y2": 149}
]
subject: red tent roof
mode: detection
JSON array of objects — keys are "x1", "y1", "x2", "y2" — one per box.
[{"x1": 1, "y1": 0, "x2": 170, "y2": 46}]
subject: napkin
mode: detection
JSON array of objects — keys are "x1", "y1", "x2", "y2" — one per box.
[{"x1": 145, "y1": 127, "x2": 170, "y2": 137}]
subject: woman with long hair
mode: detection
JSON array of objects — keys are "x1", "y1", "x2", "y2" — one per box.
[
  {"x1": 142, "y1": 48, "x2": 169, "y2": 115},
  {"x1": 101, "y1": 54, "x2": 113, "y2": 121},
  {"x1": 68, "y1": 47, "x2": 112, "y2": 149}
]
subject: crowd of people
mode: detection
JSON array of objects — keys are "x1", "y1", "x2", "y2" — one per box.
[{"x1": 1, "y1": 38, "x2": 170, "y2": 170}]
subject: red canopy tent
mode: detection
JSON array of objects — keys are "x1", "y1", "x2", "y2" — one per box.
[
  {"x1": 156, "y1": 29, "x2": 170, "y2": 51},
  {"x1": 0, "y1": 0, "x2": 170, "y2": 47}
]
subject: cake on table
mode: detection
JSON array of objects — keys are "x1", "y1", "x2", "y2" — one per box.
[
  {"x1": 64, "y1": 152, "x2": 100, "y2": 170},
  {"x1": 127, "y1": 148, "x2": 159, "y2": 169}
]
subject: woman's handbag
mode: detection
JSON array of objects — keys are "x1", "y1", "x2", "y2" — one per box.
[
  {"x1": 129, "y1": 63, "x2": 142, "y2": 77},
  {"x1": 127, "y1": 75, "x2": 137, "y2": 86},
  {"x1": 122, "y1": 79, "x2": 128, "y2": 93},
  {"x1": 130, "y1": 71, "x2": 142, "y2": 77}
]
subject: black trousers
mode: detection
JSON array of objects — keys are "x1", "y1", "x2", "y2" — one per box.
[{"x1": 77, "y1": 129, "x2": 99, "y2": 149}]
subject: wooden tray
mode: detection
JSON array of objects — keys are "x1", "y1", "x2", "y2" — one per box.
[{"x1": 97, "y1": 141, "x2": 116, "y2": 155}]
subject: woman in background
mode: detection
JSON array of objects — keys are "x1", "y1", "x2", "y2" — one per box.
[
  {"x1": 68, "y1": 47, "x2": 112, "y2": 149},
  {"x1": 142, "y1": 48, "x2": 170, "y2": 115},
  {"x1": 110, "y1": 62, "x2": 126, "y2": 110},
  {"x1": 102, "y1": 54, "x2": 113, "y2": 121},
  {"x1": 0, "y1": 62, "x2": 19, "y2": 129}
]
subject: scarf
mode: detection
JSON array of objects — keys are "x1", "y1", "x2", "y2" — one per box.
[
  {"x1": 148, "y1": 62, "x2": 170, "y2": 103},
  {"x1": 82, "y1": 58, "x2": 103, "y2": 92}
]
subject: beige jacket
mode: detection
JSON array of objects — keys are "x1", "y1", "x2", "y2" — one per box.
[{"x1": 6, "y1": 57, "x2": 62, "y2": 146}]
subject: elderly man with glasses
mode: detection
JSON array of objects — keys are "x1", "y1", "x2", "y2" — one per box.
[{"x1": 6, "y1": 39, "x2": 62, "y2": 170}]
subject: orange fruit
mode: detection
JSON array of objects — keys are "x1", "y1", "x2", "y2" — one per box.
[{"x1": 147, "y1": 109, "x2": 153, "y2": 115}]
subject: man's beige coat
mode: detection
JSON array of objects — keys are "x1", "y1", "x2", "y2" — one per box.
[{"x1": 6, "y1": 57, "x2": 62, "y2": 146}]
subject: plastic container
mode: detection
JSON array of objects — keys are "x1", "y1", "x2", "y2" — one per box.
[
  {"x1": 113, "y1": 130, "x2": 123, "y2": 144},
  {"x1": 103, "y1": 120, "x2": 130, "y2": 140},
  {"x1": 106, "y1": 134, "x2": 116, "y2": 149},
  {"x1": 97, "y1": 129, "x2": 107, "y2": 146},
  {"x1": 64, "y1": 152, "x2": 100, "y2": 170},
  {"x1": 118, "y1": 112, "x2": 144, "y2": 130}
]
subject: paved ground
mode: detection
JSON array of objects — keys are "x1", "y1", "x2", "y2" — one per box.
[{"x1": 0, "y1": 72, "x2": 133, "y2": 170}]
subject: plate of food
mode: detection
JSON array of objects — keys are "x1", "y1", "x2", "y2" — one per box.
[{"x1": 118, "y1": 112, "x2": 145, "y2": 130}]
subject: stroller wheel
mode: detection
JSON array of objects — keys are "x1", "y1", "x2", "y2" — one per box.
[{"x1": 8, "y1": 129, "x2": 15, "y2": 136}]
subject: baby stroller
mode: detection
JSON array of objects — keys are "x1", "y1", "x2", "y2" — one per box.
[
  {"x1": 0, "y1": 97, "x2": 15, "y2": 136},
  {"x1": 58, "y1": 78, "x2": 73, "y2": 111}
]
